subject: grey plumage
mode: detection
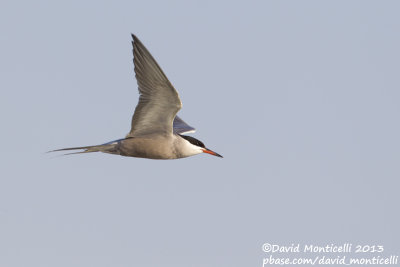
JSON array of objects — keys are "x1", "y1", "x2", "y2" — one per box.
[
  {"x1": 127, "y1": 34, "x2": 183, "y2": 137},
  {"x1": 50, "y1": 34, "x2": 222, "y2": 159},
  {"x1": 173, "y1": 116, "x2": 196, "y2": 134}
]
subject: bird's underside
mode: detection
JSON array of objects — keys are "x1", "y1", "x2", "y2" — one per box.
[{"x1": 51, "y1": 132, "x2": 222, "y2": 159}]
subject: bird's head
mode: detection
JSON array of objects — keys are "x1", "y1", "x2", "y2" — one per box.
[{"x1": 179, "y1": 135, "x2": 223, "y2": 158}]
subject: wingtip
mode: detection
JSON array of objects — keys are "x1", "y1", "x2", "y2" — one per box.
[{"x1": 131, "y1": 33, "x2": 139, "y2": 41}]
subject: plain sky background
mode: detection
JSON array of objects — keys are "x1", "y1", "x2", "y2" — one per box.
[{"x1": 1, "y1": 1, "x2": 399, "y2": 267}]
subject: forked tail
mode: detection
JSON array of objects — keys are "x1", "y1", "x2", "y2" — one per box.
[{"x1": 48, "y1": 142, "x2": 120, "y2": 156}]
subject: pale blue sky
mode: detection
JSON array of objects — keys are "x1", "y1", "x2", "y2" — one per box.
[{"x1": 1, "y1": 1, "x2": 399, "y2": 267}]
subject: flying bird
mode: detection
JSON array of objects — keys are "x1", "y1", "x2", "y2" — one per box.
[{"x1": 50, "y1": 34, "x2": 222, "y2": 159}]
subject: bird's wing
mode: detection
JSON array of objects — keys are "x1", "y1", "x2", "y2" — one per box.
[
  {"x1": 173, "y1": 115, "x2": 196, "y2": 134},
  {"x1": 126, "y1": 34, "x2": 182, "y2": 137}
]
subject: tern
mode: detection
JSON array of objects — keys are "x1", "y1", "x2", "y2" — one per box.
[{"x1": 51, "y1": 34, "x2": 222, "y2": 159}]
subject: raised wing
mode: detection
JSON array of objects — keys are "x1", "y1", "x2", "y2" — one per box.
[
  {"x1": 173, "y1": 115, "x2": 196, "y2": 134},
  {"x1": 127, "y1": 34, "x2": 182, "y2": 137}
]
